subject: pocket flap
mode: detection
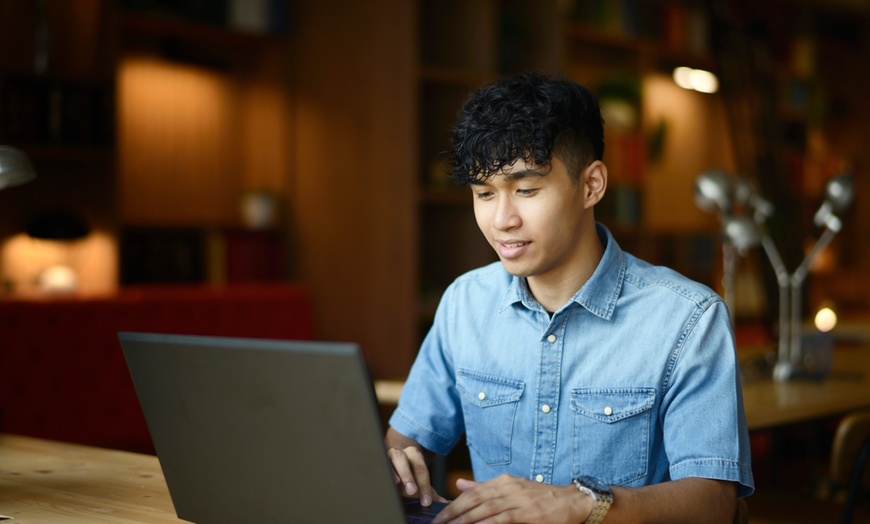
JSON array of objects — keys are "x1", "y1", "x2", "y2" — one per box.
[
  {"x1": 570, "y1": 388, "x2": 655, "y2": 423},
  {"x1": 457, "y1": 369, "x2": 524, "y2": 408}
]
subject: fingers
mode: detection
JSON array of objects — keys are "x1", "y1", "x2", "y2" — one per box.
[
  {"x1": 434, "y1": 474, "x2": 580, "y2": 524},
  {"x1": 454, "y1": 477, "x2": 479, "y2": 493},
  {"x1": 435, "y1": 475, "x2": 513, "y2": 524},
  {"x1": 387, "y1": 446, "x2": 434, "y2": 506},
  {"x1": 432, "y1": 491, "x2": 450, "y2": 503}
]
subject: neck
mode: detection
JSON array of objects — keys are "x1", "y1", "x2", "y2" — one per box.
[{"x1": 528, "y1": 224, "x2": 605, "y2": 313}]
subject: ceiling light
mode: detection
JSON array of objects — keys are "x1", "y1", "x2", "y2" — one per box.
[{"x1": 673, "y1": 67, "x2": 719, "y2": 94}]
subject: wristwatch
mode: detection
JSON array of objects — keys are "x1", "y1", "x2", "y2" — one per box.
[{"x1": 572, "y1": 475, "x2": 613, "y2": 524}]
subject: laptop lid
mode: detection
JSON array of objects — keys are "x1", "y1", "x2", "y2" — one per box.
[{"x1": 119, "y1": 331, "x2": 410, "y2": 523}]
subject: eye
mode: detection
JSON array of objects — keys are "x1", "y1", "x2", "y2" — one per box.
[
  {"x1": 474, "y1": 190, "x2": 494, "y2": 200},
  {"x1": 517, "y1": 188, "x2": 538, "y2": 196}
]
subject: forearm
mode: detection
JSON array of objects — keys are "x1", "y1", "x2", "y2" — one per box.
[{"x1": 603, "y1": 478, "x2": 737, "y2": 524}]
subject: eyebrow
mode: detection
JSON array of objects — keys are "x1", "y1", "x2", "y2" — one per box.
[
  {"x1": 503, "y1": 169, "x2": 546, "y2": 182},
  {"x1": 470, "y1": 169, "x2": 547, "y2": 185}
]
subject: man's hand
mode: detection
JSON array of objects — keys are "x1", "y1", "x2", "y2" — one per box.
[
  {"x1": 432, "y1": 475, "x2": 739, "y2": 524},
  {"x1": 432, "y1": 474, "x2": 590, "y2": 524},
  {"x1": 385, "y1": 427, "x2": 447, "y2": 507}
]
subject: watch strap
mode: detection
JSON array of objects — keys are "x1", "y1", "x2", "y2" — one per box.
[{"x1": 572, "y1": 476, "x2": 613, "y2": 524}]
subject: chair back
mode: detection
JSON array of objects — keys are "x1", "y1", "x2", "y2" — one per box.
[{"x1": 831, "y1": 410, "x2": 870, "y2": 486}]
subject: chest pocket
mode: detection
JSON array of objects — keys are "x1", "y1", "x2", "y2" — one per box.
[
  {"x1": 456, "y1": 369, "x2": 524, "y2": 466},
  {"x1": 570, "y1": 388, "x2": 655, "y2": 486}
]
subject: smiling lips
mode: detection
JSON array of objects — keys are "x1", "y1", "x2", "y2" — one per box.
[{"x1": 498, "y1": 241, "x2": 529, "y2": 258}]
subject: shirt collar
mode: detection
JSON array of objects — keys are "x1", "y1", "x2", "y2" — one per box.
[{"x1": 500, "y1": 223, "x2": 626, "y2": 320}]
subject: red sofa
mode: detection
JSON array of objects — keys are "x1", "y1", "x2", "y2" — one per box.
[{"x1": 0, "y1": 283, "x2": 315, "y2": 453}]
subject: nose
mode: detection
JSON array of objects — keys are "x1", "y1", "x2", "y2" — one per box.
[{"x1": 493, "y1": 195, "x2": 521, "y2": 231}]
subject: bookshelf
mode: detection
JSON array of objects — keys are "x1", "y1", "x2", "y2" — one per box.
[
  {"x1": 415, "y1": 0, "x2": 496, "y2": 332},
  {"x1": 0, "y1": 0, "x2": 117, "y2": 244}
]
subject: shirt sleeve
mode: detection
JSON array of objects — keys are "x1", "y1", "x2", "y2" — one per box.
[
  {"x1": 661, "y1": 298, "x2": 755, "y2": 497},
  {"x1": 389, "y1": 285, "x2": 465, "y2": 456}
]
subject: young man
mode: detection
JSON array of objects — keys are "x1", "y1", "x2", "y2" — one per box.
[{"x1": 386, "y1": 72, "x2": 754, "y2": 523}]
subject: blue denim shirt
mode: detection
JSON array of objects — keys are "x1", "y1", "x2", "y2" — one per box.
[{"x1": 390, "y1": 224, "x2": 754, "y2": 497}]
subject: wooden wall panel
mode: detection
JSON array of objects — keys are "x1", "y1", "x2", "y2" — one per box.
[
  {"x1": 118, "y1": 56, "x2": 241, "y2": 226},
  {"x1": 289, "y1": 0, "x2": 417, "y2": 379},
  {"x1": 237, "y1": 47, "x2": 292, "y2": 196}
]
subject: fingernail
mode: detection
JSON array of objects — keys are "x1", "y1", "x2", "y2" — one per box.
[
  {"x1": 422, "y1": 493, "x2": 431, "y2": 506},
  {"x1": 405, "y1": 481, "x2": 417, "y2": 495}
]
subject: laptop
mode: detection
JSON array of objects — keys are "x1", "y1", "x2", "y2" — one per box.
[{"x1": 118, "y1": 331, "x2": 447, "y2": 523}]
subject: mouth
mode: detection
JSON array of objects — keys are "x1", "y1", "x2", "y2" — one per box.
[{"x1": 496, "y1": 240, "x2": 530, "y2": 259}]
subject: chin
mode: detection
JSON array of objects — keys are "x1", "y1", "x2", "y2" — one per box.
[{"x1": 499, "y1": 260, "x2": 535, "y2": 278}]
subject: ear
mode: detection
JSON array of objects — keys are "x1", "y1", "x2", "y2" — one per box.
[{"x1": 583, "y1": 160, "x2": 607, "y2": 209}]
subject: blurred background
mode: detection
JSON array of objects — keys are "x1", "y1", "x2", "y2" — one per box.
[
  {"x1": 2, "y1": 0, "x2": 867, "y2": 378},
  {"x1": 1, "y1": 1, "x2": 869, "y2": 519}
]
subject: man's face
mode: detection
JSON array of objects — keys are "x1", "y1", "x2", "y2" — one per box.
[{"x1": 471, "y1": 156, "x2": 594, "y2": 283}]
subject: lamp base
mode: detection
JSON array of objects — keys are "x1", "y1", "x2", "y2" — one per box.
[
  {"x1": 772, "y1": 332, "x2": 834, "y2": 382},
  {"x1": 772, "y1": 360, "x2": 796, "y2": 382}
]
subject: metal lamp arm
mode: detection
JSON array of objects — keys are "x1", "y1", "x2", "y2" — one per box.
[{"x1": 791, "y1": 225, "x2": 839, "y2": 289}]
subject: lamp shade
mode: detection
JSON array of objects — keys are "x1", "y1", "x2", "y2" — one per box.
[
  {"x1": 0, "y1": 146, "x2": 37, "y2": 190},
  {"x1": 824, "y1": 171, "x2": 854, "y2": 213},
  {"x1": 693, "y1": 169, "x2": 732, "y2": 214},
  {"x1": 814, "y1": 172, "x2": 855, "y2": 229},
  {"x1": 26, "y1": 211, "x2": 90, "y2": 240},
  {"x1": 724, "y1": 215, "x2": 762, "y2": 254}
]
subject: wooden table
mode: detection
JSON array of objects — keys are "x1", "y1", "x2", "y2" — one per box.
[
  {"x1": 742, "y1": 344, "x2": 870, "y2": 431},
  {"x1": 0, "y1": 434, "x2": 183, "y2": 523}
]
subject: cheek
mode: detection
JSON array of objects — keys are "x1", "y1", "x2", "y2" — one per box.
[{"x1": 473, "y1": 204, "x2": 490, "y2": 233}]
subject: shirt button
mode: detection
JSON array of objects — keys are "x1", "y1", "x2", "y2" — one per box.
[
  {"x1": 478, "y1": 392, "x2": 486, "y2": 401},
  {"x1": 547, "y1": 334, "x2": 557, "y2": 343},
  {"x1": 535, "y1": 474, "x2": 544, "y2": 483},
  {"x1": 541, "y1": 404, "x2": 551, "y2": 414},
  {"x1": 604, "y1": 406, "x2": 613, "y2": 416}
]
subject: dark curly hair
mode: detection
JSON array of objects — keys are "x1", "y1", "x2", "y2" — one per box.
[{"x1": 450, "y1": 72, "x2": 604, "y2": 185}]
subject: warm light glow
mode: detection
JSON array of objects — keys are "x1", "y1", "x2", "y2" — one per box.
[
  {"x1": 118, "y1": 56, "x2": 236, "y2": 224},
  {"x1": 38, "y1": 264, "x2": 79, "y2": 294},
  {"x1": 0, "y1": 230, "x2": 117, "y2": 296},
  {"x1": 814, "y1": 306, "x2": 838, "y2": 333},
  {"x1": 640, "y1": 73, "x2": 736, "y2": 233},
  {"x1": 672, "y1": 67, "x2": 719, "y2": 94}
]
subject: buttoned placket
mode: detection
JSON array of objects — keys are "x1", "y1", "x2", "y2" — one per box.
[{"x1": 530, "y1": 312, "x2": 565, "y2": 484}]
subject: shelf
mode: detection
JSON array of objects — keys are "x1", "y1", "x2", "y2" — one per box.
[
  {"x1": 120, "y1": 12, "x2": 283, "y2": 51},
  {"x1": 0, "y1": 75, "x2": 114, "y2": 149},
  {"x1": 15, "y1": 144, "x2": 115, "y2": 165},
  {"x1": 564, "y1": 22, "x2": 714, "y2": 70}
]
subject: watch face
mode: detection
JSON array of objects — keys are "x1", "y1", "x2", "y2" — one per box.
[{"x1": 577, "y1": 475, "x2": 611, "y2": 495}]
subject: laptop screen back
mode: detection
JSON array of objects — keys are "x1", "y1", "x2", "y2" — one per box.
[{"x1": 119, "y1": 332, "x2": 408, "y2": 523}]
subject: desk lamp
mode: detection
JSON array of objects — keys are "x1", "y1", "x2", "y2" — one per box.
[
  {"x1": 780, "y1": 172, "x2": 854, "y2": 379},
  {"x1": 0, "y1": 146, "x2": 37, "y2": 190},
  {"x1": 694, "y1": 170, "x2": 854, "y2": 381}
]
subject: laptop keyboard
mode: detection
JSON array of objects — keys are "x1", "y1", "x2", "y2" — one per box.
[{"x1": 404, "y1": 500, "x2": 448, "y2": 523}]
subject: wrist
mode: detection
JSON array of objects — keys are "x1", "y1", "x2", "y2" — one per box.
[{"x1": 573, "y1": 476, "x2": 612, "y2": 524}]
